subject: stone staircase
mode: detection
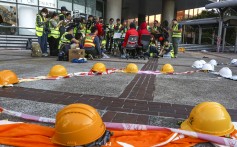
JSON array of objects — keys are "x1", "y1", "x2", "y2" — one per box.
[
  {"x1": 0, "y1": 35, "x2": 38, "y2": 50},
  {"x1": 179, "y1": 44, "x2": 237, "y2": 53}
]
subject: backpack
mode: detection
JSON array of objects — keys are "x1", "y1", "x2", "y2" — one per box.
[{"x1": 31, "y1": 42, "x2": 42, "y2": 57}]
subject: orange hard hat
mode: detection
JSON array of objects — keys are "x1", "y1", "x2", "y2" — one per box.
[
  {"x1": 0, "y1": 70, "x2": 19, "y2": 86},
  {"x1": 52, "y1": 103, "x2": 106, "y2": 146}
]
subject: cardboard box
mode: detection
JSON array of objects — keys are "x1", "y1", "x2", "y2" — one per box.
[{"x1": 69, "y1": 49, "x2": 85, "y2": 62}]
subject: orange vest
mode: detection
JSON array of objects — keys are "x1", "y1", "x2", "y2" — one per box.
[
  {"x1": 102, "y1": 130, "x2": 206, "y2": 147},
  {"x1": 0, "y1": 123, "x2": 236, "y2": 147},
  {"x1": 84, "y1": 34, "x2": 96, "y2": 48}
]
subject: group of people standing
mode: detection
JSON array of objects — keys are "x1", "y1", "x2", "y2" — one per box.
[
  {"x1": 35, "y1": 6, "x2": 102, "y2": 59},
  {"x1": 35, "y1": 6, "x2": 182, "y2": 60}
]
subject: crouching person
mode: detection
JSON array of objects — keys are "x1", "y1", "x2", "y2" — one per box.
[
  {"x1": 83, "y1": 26, "x2": 102, "y2": 60},
  {"x1": 58, "y1": 26, "x2": 80, "y2": 61},
  {"x1": 158, "y1": 40, "x2": 174, "y2": 58}
]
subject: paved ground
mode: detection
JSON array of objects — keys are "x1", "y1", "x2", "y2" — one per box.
[{"x1": 0, "y1": 50, "x2": 237, "y2": 131}]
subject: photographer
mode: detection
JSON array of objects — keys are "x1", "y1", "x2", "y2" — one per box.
[
  {"x1": 96, "y1": 17, "x2": 104, "y2": 40},
  {"x1": 59, "y1": 6, "x2": 68, "y2": 37},
  {"x1": 105, "y1": 18, "x2": 114, "y2": 53},
  {"x1": 79, "y1": 17, "x2": 86, "y2": 37},
  {"x1": 48, "y1": 12, "x2": 63, "y2": 56},
  {"x1": 35, "y1": 8, "x2": 49, "y2": 57},
  {"x1": 160, "y1": 20, "x2": 169, "y2": 46},
  {"x1": 86, "y1": 15, "x2": 95, "y2": 34}
]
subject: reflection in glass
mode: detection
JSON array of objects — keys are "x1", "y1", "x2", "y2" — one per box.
[{"x1": 73, "y1": 0, "x2": 85, "y2": 13}]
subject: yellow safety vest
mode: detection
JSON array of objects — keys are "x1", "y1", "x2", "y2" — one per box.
[
  {"x1": 120, "y1": 26, "x2": 128, "y2": 35},
  {"x1": 106, "y1": 24, "x2": 114, "y2": 37},
  {"x1": 58, "y1": 32, "x2": 71, "y2": 49},
  {"x1": 147, "y1": 26, "x2": 151, "y2": 32},
  {"x1": 48, "y1": 19, "x2": 60, "y2": 39},
  {"x1": 80, "y1": 23, "x2": 86, "y2": 35},
  {"x1": 84, "y1": 34, "x2": 96, "y2": 48},
  {"x1": 163, "y1": 44, "x2": 175, "y2": 58},
  {"x1": 114, "y1": 24, "x2": 122, "y2": 32},
  {"x1": 172, "y1": 24, "x2": 182, "y2": 38},
  {"x1": 35, "y1": 14, "x2": 45, "y2": 37}
]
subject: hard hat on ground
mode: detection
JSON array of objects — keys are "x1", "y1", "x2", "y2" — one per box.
[
  {"x1": 161, "y1": 64, "x2": 174, "y2": 74},
  {"x1": 181, "y1": 102, "x2": 234, "y2": 136},
  {"x1": 192, "y1": 60, "x2": 203, "y2": 69},
  {"x1": 219, "y1": 67, "x2": 232, "y2": 78},
  {"x1": 91, "y1": 63, "x2": 106, "y2": 73},
  {"x1": 0, "y1": 70, "x2": 19, "y2": 86},
  {"x1": 48, "y1": 65, "x2": 68, "y2": 77},
  {"x1": 124, "y1": 63, "x2": 138, "y2": 73},
  {"x1": 231, "y1": 59, "x2": 237, "y2": 64},
  {"x1": 201, "y1": 63, "x2": 214, "y2": 71},
  {"x1": 52, "y1": 103, "x2": 111, "y2": 146},
  {"x1": 199, "y1": 60, "x2": 206, "y2": 65},
  {"x1": 178, "y1": 47, "x2": 185, "y2": 52},
  {"x1": 208, "y1": 59, "x2": 218, "y2": 66}
]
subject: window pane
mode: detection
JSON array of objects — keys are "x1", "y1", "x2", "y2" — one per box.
[
  {"x1": 0, "y1": 2, "x2": 17, "y2": 26},
  {"x1": 96, "y1": 0, "x2": 103, "y2": 17},
  {"x1": 18, "y1": 5, "x2": 37, "y2": 35},
  {"x1": 39, "y1": 0, "x2": 57, "y2": 8},
  {"x1": 74, "y1": 0, "x2": 85, "y2": 13},
  {"x1": 58, "y1": 0, "x2": 72, "y2": 11},
  {"x1": 86, "y1": 0, "x2": 96, "y2": 15},
  {"x1": 18, "y1": 0, "x2": 38, "y2": 5}
]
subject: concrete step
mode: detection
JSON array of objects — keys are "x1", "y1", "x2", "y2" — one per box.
[
  {"x1": 0, "y1": 35, "x2": 39, "y2": 49},
  {"x1": 179, "y1": 44, "x2": 216, "y2": 51}
]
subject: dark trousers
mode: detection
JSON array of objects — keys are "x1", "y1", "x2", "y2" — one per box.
[
  {"x1": 119, "y1": 42, "x2": 124, "y2": 55},
  {"x1": 106, "y1": 36, "x2": 113, "y2": 52},
  {"x1": 84, "y1": 47, "x2": 100, "y2": 57},
  {"x1": 38, "y1": 33, "x2": 48, "y2": 54},
  {"x1": 59, "y1": 26, "x2": 65, "y2": 37},
  {"x1": 48, "y1": 37, "x2": 59, "y2": 56}
]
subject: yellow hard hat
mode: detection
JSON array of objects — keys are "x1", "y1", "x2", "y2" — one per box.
[
  {"x1": 181, "y1": 102, "x2": 234, "y2": 136},
  {"x1": 48, "y1": 65, "x2": 68, "y2": 77},
  {"x1": 52, "y1": 103, "x2": 106, "y2": 146},
  {"x1": 161, "y1": 64, "x2": 174, "y2": 73},
  {"x1": 179, "y1": 47, "x2": 185, "y2": 52},
  {"x1": 91, "y1": 63, "x2": 106, "y2": 73},
  {"x1": 124, "y1": 63, "x2": 138, "y2": 73},
  {"x1": 0, "y1": 70, "x2": 19, "y2": 86}
]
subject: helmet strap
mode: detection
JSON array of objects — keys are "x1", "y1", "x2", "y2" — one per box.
[{"x1": 75, "y1": 130, "x2": 112, "y2": 147}]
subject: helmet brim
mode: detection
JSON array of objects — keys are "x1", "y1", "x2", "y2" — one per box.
[{"x1": 180, "y1": 119, "x2": 194, "y2": 132}]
